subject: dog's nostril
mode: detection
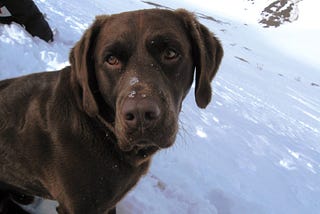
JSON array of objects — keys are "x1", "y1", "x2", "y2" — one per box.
[
  {"x1": 145, "y1": 111, "x2": 155, "y2": 121},
  {"x1": 125, "y1": 113, "x2": 135, "y2": 121},
  {"x1": 145, "y1": 109, "x2": 160, "y2": 121}
]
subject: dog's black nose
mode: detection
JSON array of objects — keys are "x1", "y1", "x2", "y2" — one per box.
[{"x1": 121, "y1": 97, "x2": 161, "y2": 128}]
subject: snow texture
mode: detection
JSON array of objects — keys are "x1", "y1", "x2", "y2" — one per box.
[{"x1": 0, "y1": 0, "x2": 319, "y2": 213}]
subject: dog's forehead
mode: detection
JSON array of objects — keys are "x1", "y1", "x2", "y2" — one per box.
[{"x1": 100, "y1": 10, "x2": 186, "y2": 39}]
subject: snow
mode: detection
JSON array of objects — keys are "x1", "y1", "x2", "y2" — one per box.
[
  {"x1": 129, "y1": 77, "x2": 139, "y2": 86},
  {"x1": 1, "y1": 0, "x2": 319, "y2": 213}
]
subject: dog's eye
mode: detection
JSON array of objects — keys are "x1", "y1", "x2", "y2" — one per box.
[
  {"x1": 106, "y1": 55, "x2": 120, "y2": 66},
  {"x1": 163, "y1": 48, "x2": 179, "y2": 60}
]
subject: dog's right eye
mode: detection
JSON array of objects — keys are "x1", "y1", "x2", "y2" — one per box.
[
  {"x1": 106, "y1": 55, "x2": 120, "y2": 66},
  {"x1": 163, "y1": 48, "x2": 179, "y2": 60}
]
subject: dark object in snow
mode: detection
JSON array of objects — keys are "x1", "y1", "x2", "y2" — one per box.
[
  {"x1": 235, "y1": 56, "x2": 249, "y2": 63},
  {"x1": 0, "y1": 9, "x2": 223, "y2": 213},
  {"x1": 0, "y1": 0, "x2": 53, "y2": 42},
  {"x1": 259, "y1": 0, "x2": 299, "y2": 28},
  {"x1": 141, "y1": 1, "x2": 172, "y2": 10}
]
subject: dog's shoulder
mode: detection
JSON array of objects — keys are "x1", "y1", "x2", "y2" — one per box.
[{"x1": 0, "y1": 70, "x2": 58, "y2": 95}]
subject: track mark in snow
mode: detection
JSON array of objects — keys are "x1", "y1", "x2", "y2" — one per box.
[
  {"x1": 288, "y1": 149, "x2": 300, "y2": 159},
  {"x1": 286, "y1": 148, "x2": 319, "y2": 174},
  {"x1": 141, "y1": 1, "x2": 172, "y2": 10},
  {"x1": 306, "y1": 163, "x2": 317, "y2": 174},
  {"x1": 287, "y1": 87, "x2": 320, "y2": 112},
  {"x1": 295, "y1": 106, "x2": 320, "y2": 122},
  {"x1": 279, "y1": 159, "x2": 296, "y2": 170},
  {"x1": 150, "y1": 174, "x2": 167, "y2": 191},
  {"x1": 65, "y1": 16, "x2": 88, "y2": 32},
  {"x1": 196, "y1": 127, "x2": 207, "y2": 138},
  {"x1": 288, "y1": 94, "x2": 320, "y2": 117},
  {"x1": 212, "y1": 116, "x2": 220, "y2": 124},
  {"x1": 234, "y1": 56, "x2": 249, "y2": 63},
  {"x1": 242, "y1": 46, "x2": 252, "y2": 51},
  {"x1": 197, "y1": 13, "x2": 227, "y2": 25},
  {"x1": 297, "y1": 121, "x2": 319, "y2": 134}
]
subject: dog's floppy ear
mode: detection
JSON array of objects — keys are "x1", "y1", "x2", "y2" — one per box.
[
  {"x1": 176, "y1": 9, "x2": 223, "y2": 108},
  {"x1": 69, "y1": 15, "x2": 109, "y2": 116}
]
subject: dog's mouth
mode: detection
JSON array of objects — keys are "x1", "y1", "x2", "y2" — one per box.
[
  {"x1": 126, "y1": 140, "x2": 160, "y2": 158},
  {"x1": 133, "y1": 144, "x2": 159, "y2": 159},
  {"x1": 119, "y1": 140, "x2": 160, "y2": 166}
]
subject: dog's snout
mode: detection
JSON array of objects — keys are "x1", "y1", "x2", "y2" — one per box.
[{"x1": 121, "y1": 97, "x2": 161, "y2": 128}]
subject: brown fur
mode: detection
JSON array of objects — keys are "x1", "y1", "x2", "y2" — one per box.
[{"x1": 0, "y1": 9, "x2": 223, "y2": 214}]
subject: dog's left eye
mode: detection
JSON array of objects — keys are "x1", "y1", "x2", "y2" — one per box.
[
  {"x1": 163, "y1": 48, "x2": 179, "y2": 60},
  {"x1": 106, "y1": 55, "x2": 120, "y2": 66}
]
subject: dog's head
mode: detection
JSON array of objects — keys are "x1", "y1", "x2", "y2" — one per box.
[{"x1": 70, "y1": 9, "x2": 223, "y2": 166}]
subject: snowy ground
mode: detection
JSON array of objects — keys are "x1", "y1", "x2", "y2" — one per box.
[{"x1": 1, "y1": 0, "x2": 319, "y2": 213}]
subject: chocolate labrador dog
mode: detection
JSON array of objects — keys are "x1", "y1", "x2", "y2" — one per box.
[{"x1": 0, "y1": 9, "x2": 223, "y2": 214}]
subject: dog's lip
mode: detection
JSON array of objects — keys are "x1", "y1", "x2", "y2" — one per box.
[
  {"x1": 122, "y1": 144, "x2": 159, "y2": 167},
  {"x1": 121, "y1": 139, "x2": 160, "y2": 159},
  {"x1": 134, "y1": 144, "x2": 159, "y2": 159}
]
